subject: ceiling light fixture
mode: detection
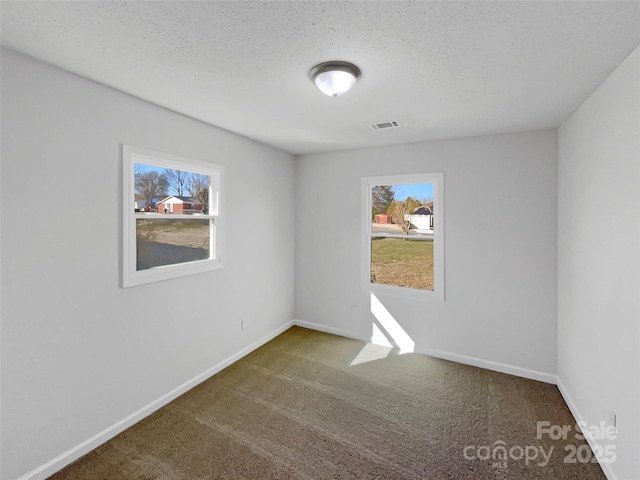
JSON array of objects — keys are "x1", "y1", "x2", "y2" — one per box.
[{"x1": 310, "y1": 61, "x2": 361, "y2": 97}]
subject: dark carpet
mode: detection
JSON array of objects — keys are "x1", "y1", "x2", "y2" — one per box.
[{"x1": 48, "y1": 326, "x2": 606, "y2": 479}]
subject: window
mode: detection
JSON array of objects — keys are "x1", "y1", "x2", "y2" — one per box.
[
  {"x1": 362, "y1": 173, "x2": 444, "y2": 301},
  {"x1": 122, "y1": 145, "x2": 224, "y2": 287}
]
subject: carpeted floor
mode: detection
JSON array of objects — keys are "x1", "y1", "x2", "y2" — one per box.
[{"x1": 49, "y1": 326, "x2": 606, "y2": 479}]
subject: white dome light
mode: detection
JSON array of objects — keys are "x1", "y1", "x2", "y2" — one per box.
[{"x1": 310, "y1": 61, "x2": 361, "y2": 97}]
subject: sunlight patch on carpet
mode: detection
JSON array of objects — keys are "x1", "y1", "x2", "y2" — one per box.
[{"x1": 349, "y1": 342, "x2": 392, "y2": 366}]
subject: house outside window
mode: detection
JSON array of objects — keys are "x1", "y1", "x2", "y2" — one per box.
[
  {"x1": 362, "y1": 173, "x2": 444, "y2": 301},
  {"x1": 122, "y1": 145, "x2": 224, "y2": 287},
  {"x1": 157, "y1": 196, "x2": 205, "y2": 215}
]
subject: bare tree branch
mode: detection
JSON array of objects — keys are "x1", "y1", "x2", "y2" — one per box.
[
  {"x1": 165, "y1": 169, "x2": 190, "y2": 196},
  {"x1": 187, "y1": 173, "x2": 210, "y2": 213},
  {"x1": 134, "y1": 170, "x2": 169, "y2": 208}
]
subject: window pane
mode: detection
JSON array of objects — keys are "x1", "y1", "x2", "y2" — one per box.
[
  {"x1": 370, "y1": 237, "x2": 434, "y2": 291},
  {"x1": 134, "y1": 163, "x2": 210, "y2": 214},
  {"x1": 370, "y1": 183, "x2": 434, "y2": 291},
  {"x1": 136, "y1": 219, "x2": 210, "y2": 270}
]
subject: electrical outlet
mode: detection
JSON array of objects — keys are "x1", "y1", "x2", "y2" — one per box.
[
  {"x1": 240, "y1": 318, "x2": 245, "y2": 331},
  {"x1": 608, "y1": 409, "x2": 617, "y2": 435}
]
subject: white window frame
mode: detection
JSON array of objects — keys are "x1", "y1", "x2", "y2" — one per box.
[
  {"x1": 361, "y1": 173, "x2": 444, "y2": 301},
  {"x1": 122, "y1": 145, "x2": 225, "y2": 288}
]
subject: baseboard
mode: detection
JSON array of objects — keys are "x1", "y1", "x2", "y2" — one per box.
[
  {"x1": 293, "y1": 319, "x2": 367, "y2": 342},
  {"x1": 413, "y1": 346, "x2": 557, "y2": 384},
  {"x1": 16, "y1": 320, "x2": 294, "y2": 480},
  {"x1": 294, "y1": 319, "x2": 556, "y2": 384},
  {"x1": 17, "y1": 320, "x2": 598, "y2": 480},
  {"x1": 556, "y1": 377, "x2": 617, "y2": 480}
]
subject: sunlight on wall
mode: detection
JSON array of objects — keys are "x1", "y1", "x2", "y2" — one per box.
[
  {"x1": 349, "y1": 343, "x2": 392, "y2": 366},
  {"x1": 370, "y1": 292, "x2": 415, "y2": 353}
]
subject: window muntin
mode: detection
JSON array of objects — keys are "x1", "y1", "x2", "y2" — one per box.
[
  {"x1": 362, "y1": 173, "x2": 444, "y2": 301},
  {"x1": 123, "y1": 145, "x2": 224, "y2": 287}
]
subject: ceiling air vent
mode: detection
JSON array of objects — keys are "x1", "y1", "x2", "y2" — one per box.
[{"x1": 370, "y1": 120, "x2": 401, "y2": 130}]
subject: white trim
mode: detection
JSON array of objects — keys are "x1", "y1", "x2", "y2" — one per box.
[
  {"x1": 293, "y1": 319, "x2": 367, "y2": 342},
  {"x1": 296, "y1": 320, "x2": 555, "y2": 384},
  {"x1": 411, "y1": 345, "x2": 557, "y2": 384},
  {"x1": 556, "y1": 377, "x2": 617, "y2": 480},
  {"x1": 361, "y1": 173, "x2": 445, "y2": 302},
  {"x1": 16, "y1": 321, "x2": 294, "y2": 480},
  {"x1": 17, "y1": 319, "x2": 566, "y2": 480},
  {"x1": 122, "y1": 145, "x2": 225, "y2": 288},
  {"x1": 132, "y1": 213, "x2": 210, "y2": 220}
]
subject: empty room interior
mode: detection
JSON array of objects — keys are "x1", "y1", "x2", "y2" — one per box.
[{"x1": 1, "y1": 2, "x2": 639, "y2": 480}]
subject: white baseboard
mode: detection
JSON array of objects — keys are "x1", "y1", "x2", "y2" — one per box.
[
  {"x1": 412, "y1": 346, "x2": 557, "y2": 384},
  {"x1": 294, "y1": 319, "x2": 556, "y2": 384},
  {"x1": 556, "y1": 377, "x2": 617, "y2": 480},
  {"x1": 293, "y1": 319, "x2": 367, "y2": 342},
  {"x1": 17, "y1": 319, "x2": 564, "y2": 480},
  {"x1": 17, "y1": 320, "x2": 294, "y2": 480}
]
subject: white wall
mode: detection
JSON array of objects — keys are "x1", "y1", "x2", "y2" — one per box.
[
  {"x1": 557, "y1": 45, "x2": 640, "y2": 480},
  {"x1": 0, "y1": 50, "x2": 295, "y2": 480},
  {"x1": 5, "y1": 40, "x2": 635, "y2": 480},
  {"x1": 295, "y1": 130, "x2": 558, "y2": 380}
]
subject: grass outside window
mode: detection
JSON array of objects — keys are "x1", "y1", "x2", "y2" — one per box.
[{"x1": 371, "y1": 238, "x2": 434, "y2": 291}]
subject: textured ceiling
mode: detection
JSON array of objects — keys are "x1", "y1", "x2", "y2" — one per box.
[{"x1": 2, "y1": 1, "x2": 639, "y2": 155}]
